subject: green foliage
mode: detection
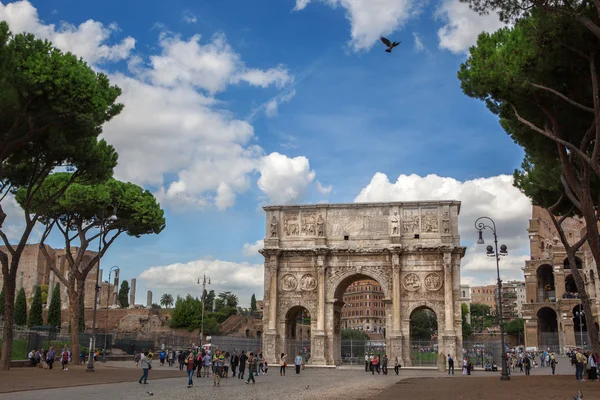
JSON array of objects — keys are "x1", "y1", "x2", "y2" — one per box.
[
  {"x1": 40, "y1": 284, "x2": 48, "y2": 305},
  {"x1": 410, "y1": 309, "x2": 437, "y2": 341},
  {"x1": 341, "y1": 329, "x2": 370, "y2": 340},
  {"x1": 169, "y1": 294, "x2": 236, "y2": 332},
  {"x1": 151, "y1": 303, "x2": 161, "y2": 309},
  {"x1": 204, "y1": 290, "x2": 215, "y2": 311},
  {"x1": 202, "y1": 317, "x2": 221, "y2": 336},
  {"x1": 118, "y1": 280, "x2": 129, "y2": 308},
  {"x1": 0, "y1": 287, "x2": 4, "y2": 317},
  {"x1": 14, "y1": 287, "x2": 27, "y2": 326},
  {"x1": 461, "y1": 303, "x2": 473, "y2": 339},
  {"x1": 78, "y1": 295, "x2": 85, "y2": 333},
  {"x1": 160, "y1": 293, "x2": 174, "y2": 308},
  {"x1": 47, "y1": 283, "x2": 62, "y2": 328},
  {"x1": 504, "y1": 318, "x2": 525, "y2": 336},
  {"x1": 217, "y1": 291, "x2": 239, "y2": 309},
  {"x1": 27, "y1": 285, "x2": 43, "y2": 327},
  {"x1": 250, "y1": 294, "x2": 257, "y2": 312}
]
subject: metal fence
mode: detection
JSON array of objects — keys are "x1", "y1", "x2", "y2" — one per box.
[
  {"x1": 538, "y1": 332, "x2": 560, "y2": 353},
  {"x1": 210, "y1": 336, "x2": 262, "y2": 354}
]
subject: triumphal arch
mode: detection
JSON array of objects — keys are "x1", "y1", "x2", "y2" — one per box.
[{"x1": 260, "y1": 201, "x2": 466, "y2": 367}]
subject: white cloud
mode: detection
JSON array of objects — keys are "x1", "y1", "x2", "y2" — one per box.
[
  {"x1": 242, "y1": 239, "x2": 264, "y2": 257},
  {"x1": 316, "y1": 181, "x2": 332, "y2": 196},
  {"x1": 293, "y1": 0, "x2": 417, "y2": 52},
  {"x1": 138, "y1": 259, "x2": 264, "y2": 307},
  {"x1": 412, "y1": 32, "x2": 426, "y2": 52},
  {"x1": 182, "y1": 10, "x2": 197, "y2": 24},
  {"x1": 436, "y1": 0, "x2": 507, "y2": 54},
  {"x1": 257, "y1": 152, "x2": 316, "y2": 205},
  {"x1": 0, "y1": 0, "x2": 135, "y2": 65},
  {"x1": 0, "y1": 2, "x2": 315, "y2": 211},
  {"x1": 264, "y1": 89, "x2": 297, "y2": 118},
  {"x1": 354, "y1": 173, "x2": 532, "y2": 286}
]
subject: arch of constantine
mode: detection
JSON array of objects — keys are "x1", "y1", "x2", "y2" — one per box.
[{"x1": 260, "y1": 201, "x2": 466, "y2": 367}]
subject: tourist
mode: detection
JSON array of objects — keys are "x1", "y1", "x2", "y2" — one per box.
[
  {"x1": 264, "y1": 360, "x2": 269, "y2": 375},
  {"x1": 258, "y1": 352, "x2": 264, "y2": 375},
  {"x1": 186, "y1": 353, "x2": 195, "y2": 388},
  {"x1": 447, "y1": 354, "x2": 454, "y2": 375},
  {"x1": 159, "y1": 349, "x2": 166, "y2": 366},
  {"x1": 575, "y1": 348, "x2": 587, "y2": 381},
  {"x1": 382, "y1": 355, "x2": 388, "y2": 375},
  {"x1": 223, "y1": 351, "x2": 230, "y2": 378},
  {"x1": 203, "y1": 351, "x2": 212, "y2": 377},
  {"x1": 394, "y1": 357, "x2": 400, "y2": 375},
  {"x1": 231, "y1": 351, "x2": 239, "y2": 377},
  {"x1": 195, "y1": 351, "x2": 203, "y2": 378},
  {"x1": 295, "y1": 352, "x2": 303, "y2": 374},
  {"x1": 372, "y1": 355, "x2": 379, "y2": 375},
  {"x1": 280, "y1": 353, "x2": 287, "y2": 376},
  {"x1": 213, "y1": 349, "x2": 225, "y2": 386},
  {"x1": 523, "y1": 354, "x2": 531, "y2": 376},
  {"x1": 46, "y1": 346, "x2": 56, "y2": 370},
  {"x1": 246, "y1": 352, "x2": 257, "y2": 384},
  {"x1": 238, "y1": 351, "x2": 247, "y2": 379},
  {"x1": 134, "y1": 350, "x2": 141, "y2": 367},
  {"x1": 139, "y1": 351, "x2": 151, "y2": 384},
  {"x1": 462, "y1": 357, "x2": 468, "y2": 375},
  {"x1": 365, "y1": 352, "x2": 370, "y2": 372},
  {"x1": 28, "y1": 350, "x2": 37, "y2": 367},
  {"x1": 369, "y1": 353, "x2": 374, "y2": 372},
  {"x1": 587, "y1": 351, "x2": 598, "y2": 381},
  {"x1": 550, "y1": 354, "x2": 557, "y2": 375},
  {"x1": 178, "y1": 351, "x2": 185, "y2": 371},
  {"x1": 60, "y1": 345, "x2": 70, "y2": 371}
]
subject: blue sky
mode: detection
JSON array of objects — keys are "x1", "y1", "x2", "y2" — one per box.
[{"x1": 0, "y1": 0, "x2": 533, "y2": 307}]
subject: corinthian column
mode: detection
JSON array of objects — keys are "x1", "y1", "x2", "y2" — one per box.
[
  {"x1": 392, "y1": 251, "x2": 401, "y2": 333},
  {"x1": 316, "y1": 252, "x2": 326, "y2": 332},
  {"x1": 268, "y1": 252, "x2": 280, "y2": 331},
  {"x1": 444, "y1": 252, "x2": 454, "y2": 332}
]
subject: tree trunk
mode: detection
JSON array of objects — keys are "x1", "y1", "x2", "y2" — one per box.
[
  {"x1": 68, "y1": 277, "x2": 83, "y2": 365},
  {"x1": 0, "y1": 271, "x2": 15, "y2": 370}
]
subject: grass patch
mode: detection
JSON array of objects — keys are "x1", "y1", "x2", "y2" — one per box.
[{"x1": 0, "y1": 339, "x2": 28, "y2": 360}]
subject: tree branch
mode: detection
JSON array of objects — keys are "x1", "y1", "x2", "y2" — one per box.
[{"x1": 528, "y1": 82, "x2": 595, "y2": 113}]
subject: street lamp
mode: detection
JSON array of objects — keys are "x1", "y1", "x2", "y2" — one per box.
[
  {"x1": 197, "y1": 275, "x2": 211, "y2": 347},
  {"x1": 475, "y1": 216, "x2": 510, "y2": 381},
  {"x1": 574, "y1": 304, "x2": 585, "y2": 348},
  {"x1": 102, "y1": 265, "x2": 119, "y2": 362},
  {"x1": 87, "y1": 206, "x2": 118, "y2": 372}
]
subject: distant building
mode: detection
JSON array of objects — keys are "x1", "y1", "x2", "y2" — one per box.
[
  {"x1": 500, "y1": 281, "x2": 526, "y2": 321},
  {"x1": 341, "y1": 280, "x2": 386, "y2": 333},
  {"x1": 471, "y1": 285, "x2": 497, "y2": 315},
  {"x1": 460, "y1": 284, "x2": 472, "y2": 324}
]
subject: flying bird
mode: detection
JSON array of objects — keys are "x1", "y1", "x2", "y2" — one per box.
[{"x1": 380, "y1": 36, "x2": 401, "y2": 53}]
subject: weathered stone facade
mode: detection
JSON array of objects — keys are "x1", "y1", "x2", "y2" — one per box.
[
  {"x1": 260, "y1": 201, "x2": 466, "y2": 368},
  {"x1": 522, "y1": 206, "x2": 599, "y2": 352}
]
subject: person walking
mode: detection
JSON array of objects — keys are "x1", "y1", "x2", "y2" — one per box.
[
  {"x1": 238, "y1": 351, "x2": 247, "y2": 379},
  {"x1": 46, "y1": 347, "x2": 56, "y2": 370},
  {"x1": 295, "y1": 352, "x2": 303, "y2": 374},
  {"x1": 587, "y1": 351, "x2": 598, "y2": 381},
  {"x1": 280, "y1": 353, "x2": 287, "y2": 376},
  {"x1": 213, "y1": 350, "x2": 225, "y2": 387},
  {"x1": 203, "y1": 352, "x2": 212, "y2": 378},
  {"x1": 60, "y1": 346, "x2": 70, "y2": 371},
  {"x1": 223, "y1": 351, "x2": 230, "y2": 378},
  {"x1": 231, "y1": 352, "x2": 239, "y2": 378},
  {"x1": 186, "y1": 353, "x2": 195, "y2": 388},
  {"x1": 139, "y1": 352, "x2": 151, "y2": 384},
  {"x1": 523, "y1": 354, "x2": 531, "y2": 376},
  {"x1": 550, "y1": 354, "x2": 557, "y2": 375},
  {"x1": 364, "y1": 352, "x2": 370, "y2": 372},
  {"x1": 246, "y1": 352, "x2": 257, "y2": 384},
  {"x1": 382, "y1": 355, "x2": 389, "y2": 375},
  {"x1": 447, "y1": 354, "x2": 454, "y2": 375},
  {"x1": 372, "y1": 355, "x2": 379, "y2": 374},
  {"x1": 394, "y1": 357, "x2": 400, "y2": 375}
]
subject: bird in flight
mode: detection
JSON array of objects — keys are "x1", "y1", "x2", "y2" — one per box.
[{"x1": 380, "y1": 36, "x2": 401, "y2": 53}]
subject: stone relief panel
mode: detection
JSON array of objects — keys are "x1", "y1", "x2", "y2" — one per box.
[
  {"x1": 424, "y1": 272, "x2": 443, "y2": 291},
  {"x1": 326, "y1": 207, "x2": 389, "y2": 237},
  {"x1": 389, "y1": 210, "x2": 400, "y2": 236},
  {"x1": 301, "y1": 212, "x2": 317, "y2": 236},
  {"x1": 283, "y1": 212, "x2": 300, "y2": 236},
  {"x1": 442, "y1": 210, "x2": 451, "y2": 234},
  {"x1": 300, "y1": 274, "x2": 317, "y2": 291},
  {"x1": 403, "y1": 273, "x2": 421, "y2": 291},
  {"x1": 316, "y1": 214, "x2": 325, "y2": 237},
  {"x1": 421, "y1": 208, "x2": 439, "y2": 233},
  {"x1": 402, "y1": 209, "x2": 420, "y2": 234},
  {"x1": 281, "y1": 274, "x2": 298, "y2": 291}
]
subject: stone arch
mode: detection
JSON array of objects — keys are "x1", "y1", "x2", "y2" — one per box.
[
  {"x1": 563, "y1": 256, "x2": 583, "y2": 269},
  {"x1": 406, "y1": 301, "x2": 443, "y2": 327},
  {"x1": 536, "y1": 264, "x2": 555, "y2": 302},
  {"x1": 328, "y1": 269, "x2": 391, "y2": 301},
  {"x1": 280, "y1": 302, "x2": 317, "y2": 324}
]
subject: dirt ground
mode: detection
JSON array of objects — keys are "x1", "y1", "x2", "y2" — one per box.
[
  {"x1": 375, "y1": 375, "x2": 595, "y2": 400},
  {"x1": 0, "y1": 364, "x2": 182, "y2": 394}
]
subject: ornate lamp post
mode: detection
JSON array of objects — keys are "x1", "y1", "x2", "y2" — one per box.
[
  {"x1": 574, "y1": 304, "x2": 585, "y2": 348},
  {"x1": 86, "y1": 207, "x2": 117, "y2": 372},
  {"x1": 475, "y1": 216, "x2": 510, "y2": 381},
  {"x1": 102, "y1": 265, "x2": 119, "y2": 362},
  {"x1": 197, "y1": 275, "x2": 211, "y2": 347}
]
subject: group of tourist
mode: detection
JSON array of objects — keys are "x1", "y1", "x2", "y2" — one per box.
[
  {"x1": 363, "y1": 353, "x2": 400, "y2": 375},
  {"x1": 134, "y1": 347, "x2": 308, "y2": 387},
  {"x1": 569, "y1": 347, "x2": 599, "y2": 381},
  {"x1": 28, "y1": 345, "x2": 71, "y2": 371}
]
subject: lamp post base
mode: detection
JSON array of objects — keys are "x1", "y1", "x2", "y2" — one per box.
[
  {"x1": 86, "y1": 363, "x2": 95, "y2": 372},
  {"x1": 500, "y1": 373, "x2": 510, "y2": 381}
]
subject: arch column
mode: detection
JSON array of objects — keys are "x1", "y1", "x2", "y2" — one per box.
[
  {"x1": 262, "y1": 250, "x2": 280, "y2": 364},
  {"x1": 312, "y1": 251, "x2": 327, "y2": 365},
  {"x1": 441, "y1": 252, "x2": 457, "y2": 371},
  {"x1": 389, "y1": 249, "x2": 404, "y2": 365}
]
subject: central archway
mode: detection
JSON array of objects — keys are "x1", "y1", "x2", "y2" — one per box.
[
  {"x1": 284, "y1": 306, "x2": 311, "y2": 364},
  {"x1": 409, "y1": 306, "x2": 438, "y2": 366},
  {"x1": 332, "y1": 273, "x2": 390, "y2": 366},
  {"x1": 537, "y1": 307, "x2": 559, "y2": 351}
]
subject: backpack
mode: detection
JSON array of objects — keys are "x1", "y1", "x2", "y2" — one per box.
[
  {"x1": 62, "y1": 351, "x2": 69, "y2": 362},
  {"x1": 571, "y1": 353, "x2": 578, "y2": 364}
]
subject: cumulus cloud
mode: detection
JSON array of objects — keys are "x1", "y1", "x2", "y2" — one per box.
[
  {"x1": 354, "y1": 173, "x2": 532, "y2": 286},
  {"x1": 242, "y1": 239, "x2": 264, "y2": 257},
  {"x1": 316, "y1": 181, "x2": 332, "y2": 196},
  {"x1": 0, "y1": 1, "x2": 317, "y2": 211},
  {"x1": 0, "y1": 0, "x2": 135, "y2": 65},
  {"x1": 293, "y1": 0, "x2": 418, "y2": 52},
  {"x1": 436, "y1": 0, "x2": 507, "y2": 54},
  {"x1": 257, "y1": 153, "x2": 316, "y2": 205},
  {"x1": 138, "y1": 259, "x2": 264, "y2": 307}
]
